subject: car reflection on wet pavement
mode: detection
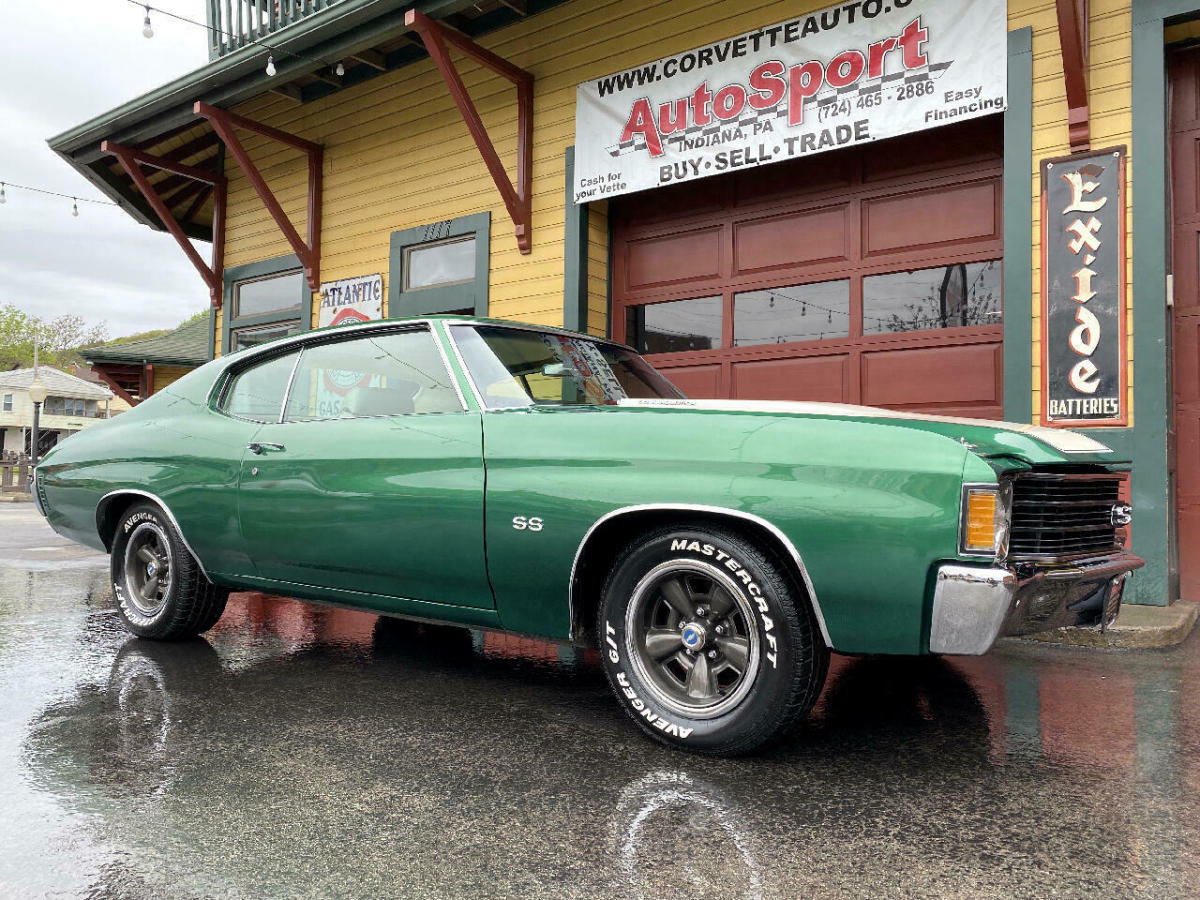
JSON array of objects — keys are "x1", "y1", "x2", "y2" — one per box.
[{"x1": 2, "y1": 508, "x2": 1199, "y2": 899}]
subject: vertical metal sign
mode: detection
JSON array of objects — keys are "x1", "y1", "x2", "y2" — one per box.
[{"x1": 1041, "y1": 148, "x2": 1127, "y2": 426}]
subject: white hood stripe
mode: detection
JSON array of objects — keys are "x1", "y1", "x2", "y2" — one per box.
[{"x1": 617, "y1": 399, "x2": 1111, "y2": 455}]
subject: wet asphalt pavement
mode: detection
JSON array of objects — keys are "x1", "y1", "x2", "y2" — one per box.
[{"x1": 2, "y1": 505, "x2": 1200, "y2": 899}]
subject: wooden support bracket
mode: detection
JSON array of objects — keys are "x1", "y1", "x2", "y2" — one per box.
[
  {"x1": 91, "y1": 366, "x2": 139, "y2": 407},
  {"x1": 1056, "y1": 0, "x2": 1091, "y2": 152},
  {"x1": 194, "y1": 101, "x2": 324, "y2": 290},
  {"x1": 101, "y1": 141, "x2": 228, "y2": 308},
  {"x1": 405, "y1": 9, "x2": 533, "y2": 254}
]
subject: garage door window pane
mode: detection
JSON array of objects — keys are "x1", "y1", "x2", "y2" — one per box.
[
  {"x1": 234, "y1": 271, "x2": 304, "y2": 317},
  {"x1": 626, "y1": 296, "x2": 722, "y2": 354},
  {"x1": 405, "y1": 236, "x2": 476, "y2": 289},
  {"x1": 863, "y1": 260, "x2": 1002, "y2": 335},
  {"x1": 733, "y1": 280, "x2": 850, "y2": 346}
]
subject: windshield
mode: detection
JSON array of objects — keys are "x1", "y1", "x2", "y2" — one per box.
[{"x1": 450, "y1": 325, "x2": 684, "y2": 408}]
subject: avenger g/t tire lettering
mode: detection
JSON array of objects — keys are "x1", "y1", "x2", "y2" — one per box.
[
  {"x1": 598, "y1": 526, "x2": 829, "y2": 756},
  {"x1": 109, "y1": 503, "x2": 228, "y2": 640}
]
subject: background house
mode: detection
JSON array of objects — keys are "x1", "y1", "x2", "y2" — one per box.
[
  {"x1": 0, "y1": 367, "x2": 114, "y2": 457},
  {"x1": 81, "y1": 314, "x2": 211, "y2": 405}
]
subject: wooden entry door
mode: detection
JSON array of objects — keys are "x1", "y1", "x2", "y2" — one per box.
[{"x1": 1170, "y1": 48, "x2": 1200, "y2": 601}]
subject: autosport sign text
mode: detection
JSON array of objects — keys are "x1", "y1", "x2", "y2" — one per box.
[{"x1": 573, "y1": 0, "x2": 1006, "y2": 203}]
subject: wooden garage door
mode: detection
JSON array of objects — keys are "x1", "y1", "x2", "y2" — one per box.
[{"x1": 612, "y1": 118, "x2": 1004, "y2": 418}]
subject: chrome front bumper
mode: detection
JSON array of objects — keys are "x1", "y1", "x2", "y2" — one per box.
[{"x1": 928, "y1": 552, "x2": 1145, "y2": 655}]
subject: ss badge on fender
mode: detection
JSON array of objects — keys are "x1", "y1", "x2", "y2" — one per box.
[{"x1": 512, "y1": 516, "x2": 544, "y2": 532}]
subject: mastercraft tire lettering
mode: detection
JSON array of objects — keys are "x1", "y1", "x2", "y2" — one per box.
[
  {"x1": 109, "y1": 503, "x2": 229, "y2": 641},
  {"x1": 598, "y1": 526, "x2": 829, "y2": 756}
]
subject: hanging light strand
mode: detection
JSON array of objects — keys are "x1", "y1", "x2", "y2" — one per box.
[
  {"x1": 0, "y1": 182, "x2": 117, "y2": 216},
  {"x1": 125, "y1": 1, "x2": 341, "y2": 77}
]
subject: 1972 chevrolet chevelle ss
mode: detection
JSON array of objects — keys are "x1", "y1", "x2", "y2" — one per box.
[{"x1": 35, "y1": 317, "x2": 1143, "y2": 755}]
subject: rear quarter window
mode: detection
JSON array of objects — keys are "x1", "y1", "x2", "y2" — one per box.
[{"x1": 220, "y1": 351, "x2": 299, "y2": 423}]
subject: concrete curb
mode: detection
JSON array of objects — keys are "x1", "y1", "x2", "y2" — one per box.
[
  {"x1": 0, "y1": 494, "x2": 32, "y2": 504},
  {"x1": 1012, "y1": 600, "x2": 1199, "y2": 650}
]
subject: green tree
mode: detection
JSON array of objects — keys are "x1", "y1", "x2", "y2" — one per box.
[{"x1": 0, "y1": 304, "x2": 109, "y2": 371}]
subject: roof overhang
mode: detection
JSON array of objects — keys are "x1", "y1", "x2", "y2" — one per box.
[{"x1": 48, "y1": 0, "x2": 561, "y2": 240}]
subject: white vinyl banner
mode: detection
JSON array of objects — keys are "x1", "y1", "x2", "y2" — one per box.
[{"x1": 573, "y1": 0, "x2": 1007, "y2": 204}]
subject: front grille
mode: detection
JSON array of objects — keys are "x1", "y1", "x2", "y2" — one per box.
[{"x1": 1008, "y1": 472, "x2": 1122, "y2": 559}]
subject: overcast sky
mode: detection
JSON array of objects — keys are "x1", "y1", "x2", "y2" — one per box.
[{"x1": 0, "y1": 1, "x2": 214, "y2": 339}]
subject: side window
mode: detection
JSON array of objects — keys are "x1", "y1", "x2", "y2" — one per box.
[
  {"x1": 389, "y1": 212, "x2": 490, "y2": 319},
  {"x1": 222, "y1": 351, "x2": 299, "y2": 423},
  {"x1": 283, "y1": 329, "x2": 461, "y2": 422}
]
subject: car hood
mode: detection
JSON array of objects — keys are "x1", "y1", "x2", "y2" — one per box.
[{"x1": 617, "y1": 398, "x2": 1119, "y2": 467}]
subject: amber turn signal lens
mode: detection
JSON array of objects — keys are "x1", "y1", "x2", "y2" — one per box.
[{"x1": 963, "y1": 489, "x2": 998, "y2": 553}]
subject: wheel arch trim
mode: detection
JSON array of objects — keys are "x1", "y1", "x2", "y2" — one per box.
[
  {"x1": 568, "y1": 504, "x2": 834, "y2": 650},
  {"x1": 96, "y1": 489, "x2": 211, "y2": 581}
]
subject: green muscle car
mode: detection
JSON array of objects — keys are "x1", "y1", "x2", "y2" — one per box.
[{"x1": 34, "y1": 317, "x2": 1143, "y2": 755}]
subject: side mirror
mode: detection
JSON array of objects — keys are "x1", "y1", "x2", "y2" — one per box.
[{"x1": 541, "y1": 363, "x2": 572, "y2": 377}]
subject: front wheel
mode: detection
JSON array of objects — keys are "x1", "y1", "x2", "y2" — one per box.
[
  {"x1": 110, "y1": 503, "x2": 228, "y2": 640},
  {"x1": 598, "y1": 526, "x2": 828, "y2": 756}
]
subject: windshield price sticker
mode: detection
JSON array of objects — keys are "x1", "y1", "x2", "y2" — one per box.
[
  {"x1": 1041, "y1": 150, "x2": 1128, "y2": 426},
  {"x1": 573, "y1": 0, "x2": 1006, "y2": 203}
]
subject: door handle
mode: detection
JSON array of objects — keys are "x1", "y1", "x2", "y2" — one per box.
[{"x1": 247, "y1": 442, "x2": 286, "y2": 455}]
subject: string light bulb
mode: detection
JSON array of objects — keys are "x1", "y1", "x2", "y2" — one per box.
[
  {"x1": 0, "y1": 183, "x2": 6, "y2": 205},
  {"x1": 142, "y1": 5, "x2": 154, "y2": 38},
  {"x1": 72, "y1": 198, "x2": 79, "y2": 217},
  {"x1": 265, "y1": 54, "x2": 276, "y2": 77},
  {"x1": 334, "y1": 61, "x2": 345, "y2": 77}
]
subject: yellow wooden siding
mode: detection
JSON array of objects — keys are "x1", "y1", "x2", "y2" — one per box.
[
  {"x1": 151, "y1": 366, "x2": 194, "y2": 394},
  {"x1": 1009, "y1": 0, "x2": 1133, "y2": 425}
]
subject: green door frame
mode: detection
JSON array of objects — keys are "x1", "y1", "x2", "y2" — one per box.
[{"x1": 1122, "y1": 1, "x2": 1198, "y2": 605}]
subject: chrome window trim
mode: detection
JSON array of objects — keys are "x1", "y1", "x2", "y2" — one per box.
[
  {"x1": 440, "y1": 321, "x2": 487, "y2": 411},
  {"x1": 428, "y1": 322, "x2": 470, "y2": 412},
  {"x1": 96, "y1": 489, "x2": 211, "y2": 582},
  {"x1": 568, "y1": 504, "x2": 834, "y2": 650},
  {"x1": 277, "y1": 349, "x2": 305, "y2": 424}
]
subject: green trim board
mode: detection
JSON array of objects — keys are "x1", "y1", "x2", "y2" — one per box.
[
  {"x1": 388, "y1": 213, "x2": 490, "y2": 318},
  {"x1": 1002, "y1": 27, "x2": 1034, "y2": 423},
  {"x1": 563, "y1": 147, "x2": 589, "y2": 334},
  {"x1": 220, "y1": 254, "x2": 313, "y2": 355},
  {"x1": 1124, "y1": 0, "x2": 1193, "y2": 605}
]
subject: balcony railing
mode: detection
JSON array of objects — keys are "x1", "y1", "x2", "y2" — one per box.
[{"x1": 206, "y1": 0, "x2": 343, "y2": 59}]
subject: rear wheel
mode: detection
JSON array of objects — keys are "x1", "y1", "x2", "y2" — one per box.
[
  {"x1": 110, "y1": 503, "x2": 228, "y2": 640},
  {"x1": 598, "y1": 525, "x2": 828, "y2": 756}
]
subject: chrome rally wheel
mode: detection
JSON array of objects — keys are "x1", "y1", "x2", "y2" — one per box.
[
  {"x1": 109, "y1": 502, "x2": 228, "y2": 640},
  {"x1": 599, "y1": 525, "x2": 829, "y2": 756},
  {"x1": 122, "y1": 521, "x2": 174, "y2": 618},
  {"x1": 625, "y1": 560, "x2": 760, "y2": 718}
]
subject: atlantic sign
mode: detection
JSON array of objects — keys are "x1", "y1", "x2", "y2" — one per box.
[
  {"x1": 573, "y1": 0, "x2": 1007, "y2": 203},
  {"x1": 1042, "y1": 150, "x2": 1128, "y2": 426}
]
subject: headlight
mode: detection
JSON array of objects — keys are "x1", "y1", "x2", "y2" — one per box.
[{"x1": 959, "y1": 484, "x2": 1008, "y2": 557}]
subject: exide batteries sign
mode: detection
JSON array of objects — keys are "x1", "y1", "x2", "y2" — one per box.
[{"x1": 573, "y1": 0, "x2": 1006, "y2": 203}]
